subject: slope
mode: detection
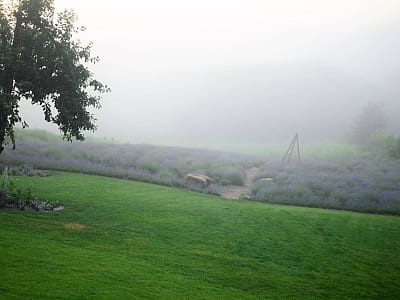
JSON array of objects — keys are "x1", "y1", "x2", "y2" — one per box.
[{"x1": 0, "y1": 172, "x2": 399, "y2": 299}]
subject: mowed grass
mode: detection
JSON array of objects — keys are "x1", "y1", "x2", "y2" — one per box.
[
  {"x1": 0, "y1": 173, "x2": 399, "y2": 299},
  {"x1": 168, "y1": 140, "x2": 364, "y2": 159}
]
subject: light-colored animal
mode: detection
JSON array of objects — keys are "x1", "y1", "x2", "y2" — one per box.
[
  {"x1": 192, "y1": 173, "x2": 212, "y2": 186},
  {"x1": 258, "y1": 177, "x2": 274, "y2": 183},
  {"x1": 184, "y1": 173, "x2": 211, "y2": 188}
]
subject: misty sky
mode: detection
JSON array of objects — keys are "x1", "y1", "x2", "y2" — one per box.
[{"x1": 20, "y1": 0, "x2": 400, "y2": 143}]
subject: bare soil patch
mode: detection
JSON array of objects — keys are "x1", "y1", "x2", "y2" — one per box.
[
  {"x1": 63, "y1": 223, "x2": 86, "y2": 231},
  {"x1": 218, "y1": 167, "x2": 260, "y2": 200}
]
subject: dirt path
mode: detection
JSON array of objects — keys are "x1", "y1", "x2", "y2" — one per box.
[{"x1": 218, "y1": 167, "x2": 260, "y2": 200}]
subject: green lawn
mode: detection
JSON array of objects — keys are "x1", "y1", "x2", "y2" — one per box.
[
  {"x1": 159, "y1": 140, "x2": 365, "y2": 159},
  {"x1": 1, "y1": 172, "x2": 399, "y2": 299}
]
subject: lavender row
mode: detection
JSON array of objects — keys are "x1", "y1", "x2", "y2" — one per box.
[
  {"x1": 251, "y1": 158, "x2": 400, "y2": 214},
  {"x1": 1, "y1": 141, "x2": 260, "y2": 188}
]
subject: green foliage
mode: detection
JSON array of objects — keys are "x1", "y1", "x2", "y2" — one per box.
[
  {"x1": 206, "y1": 167, "x2": 245, "y2": 185},
  {"x1": 0, "y1": 0, "x2": 109, "y2": 153},
  {"x1": 158, "y1": 169, "x2": 177, "y2": 186},
  {"x1": 138, "y1": 161, "x2": 160, "y2": 174},
  {"x1": 13, "y1": 128, "x2": 62, "y2": 143},
  {"x1": 385, "y1": 136, "x2": 400, "y2": 160},
  {"x1": 361, "y1": 132, "x2": 400, "y2": 160},
  {"x1": 0, "y1": 173, "x2": 58, "y2": 210},
  {"x1": 238, "y1": 193, "x2": 251, "y2": 200},
  {"x1": 351, "y1": 102, "x2": 386, "y2": 144},
  {"x1": 8, "y1": 164, "x2": 52, "y2": 177},
  {"x1": 0, "y1": 172, "x2": 399, "y2": 298},
  {"x1": 0, "y1": 176, "x2": 33, "y2": 207},
  {"x1": 225, "y1": 172, "x2": 244, "y2": 185}
]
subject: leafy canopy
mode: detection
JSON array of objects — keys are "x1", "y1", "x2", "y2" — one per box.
[{"x1": 0, "y1": 0, "x2": 109, "y2": 153}]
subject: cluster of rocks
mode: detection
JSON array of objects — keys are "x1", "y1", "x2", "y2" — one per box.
[
  {"x1": 0, "y1": 191, "x2": 62, "y2": 212},
  {"x1": 6, "y1": 164, "x2": 53, "y2": 177},
  {"x1": 1, "y1": 165, "x2": 61, "y2": 212}
]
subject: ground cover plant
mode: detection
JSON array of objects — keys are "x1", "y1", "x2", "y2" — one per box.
[
  {"x1": 0, "y1": 172, "x2": 399, "y2": 299},
  {"x1": 1, "y1": 129, "x2": 399, "y2": 214},
  {"x1": 252, "y1": 158, "x2": 400, "y2": 215},
  {"x1": 1, "y1": 130, "x2": 261, "y2": 191},
  {"x1": 185, "y1": 140, "x2": 366, "y2": 159},
  {"x1": 6, "y1": 164, "x2": 53, "y2": 177},
  {"x1": 0, "y1": 176, "x2": 60, "y2": 211}
]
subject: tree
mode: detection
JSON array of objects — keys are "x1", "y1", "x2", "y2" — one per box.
[
  {"x1": 0, "y1": 0, "x2": 109, "y2": 153},
  {"x1": 352, "y1": 102, "x2": 386, "y2": 144}
]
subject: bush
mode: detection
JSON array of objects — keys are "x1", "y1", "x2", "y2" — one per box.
[
  {"x1": 9, "y1": 165, "x2": 52, "y2": 177},
  {"x1": 226, "y1": 173, "x2": 244, "y2": 185},
  {"x1": 386, "y1": 136, "x2": 400, "y2": 160},
  {"x1": 0, "y1": 177, "x2": 60, "y2": 211},
  {"x1": 362, "y1": 133, "x2": 400, "y2": 160},
  {"x1": 138, "y1": 161, "x2": 161, "y2": 174},
  {"x1": 206, "y1": 166, "x2": 245, "y2": 185}
]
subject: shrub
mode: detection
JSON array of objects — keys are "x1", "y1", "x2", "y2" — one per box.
[
  {"x1": 9, "y1": 165, "x2": 52, "y2": 177},
  {"x1": 226, "y1": 173, "x2": 244, "y2": 185},
  {"x1": 138, "y1": 161, "x2": 160, "y2": 174},
  {"x1": 0, "y1": 177, "x2": 60, "y2": 211},
  {"x1": 385, "y1": 136, "x2": 400, "y2": 160}
]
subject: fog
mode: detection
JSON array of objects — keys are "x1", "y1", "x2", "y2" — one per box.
[{"x1": 20, "y1": 0, "x2": 400, "y2": 144}]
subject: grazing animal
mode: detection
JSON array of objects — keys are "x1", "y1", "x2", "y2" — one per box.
[
  {"x1": 184, "y1": 173, "x2": 211, "y2": 188},
  {"x1": 192, "y1": 173, "x2": 212, "y2": 186}
]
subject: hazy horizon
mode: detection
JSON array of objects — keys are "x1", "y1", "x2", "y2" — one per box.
[{"x1": 17, "y1": 0, "x2": 400, "y2": 144}]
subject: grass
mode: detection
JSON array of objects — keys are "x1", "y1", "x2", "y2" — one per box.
[
  {"x1": 13, "y1": 128, "x2": 120, "y2": 144},
  {"x1": 162, "y1": 140, "x2": 365, "y2": 159},
  {"x1": 13, "y1": 128, "x2": 364, "y2": 159},
  {"x1": 0, "y1": 172, "x2": 399, "y2": 299},
  {"x1": 3, "y1": 128, "x2": 260, "y2": 188}
]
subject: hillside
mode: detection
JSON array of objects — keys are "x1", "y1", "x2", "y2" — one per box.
[
  {"x1": 2, "y1": 129, "x2": 400, "y2": 215},
  {"x1": 0, "y1": 172, "x2": 399, "y2": 299}
]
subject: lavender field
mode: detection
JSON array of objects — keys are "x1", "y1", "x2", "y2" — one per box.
[
  {"x1": 0, "y1": 137, "x2": 261, "y2": 193},
  {"x1": 252, "y1": 158, "x2": 400, "y2": 214},
  {"x1": 1, "y1": 130, "x2": 399, "y2": 215}
]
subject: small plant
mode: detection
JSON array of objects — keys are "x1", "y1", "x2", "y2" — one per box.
[
  {"x1": 0, "y1": 177, "x2": 61, "y2": 211},
  {"x1": 0, "y1": 178, "x2": 23, "y2": 208},
  {"x1": 138, "y1": 161, "x2": 160, "y2": 174},
  {"x1": 239, "y1": 193, "x2": 251, "y2": 200},
  {"x1": 9, "y1": 165, "x2": 52, "y2": 177}
]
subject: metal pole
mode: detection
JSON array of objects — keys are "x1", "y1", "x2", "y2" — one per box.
[{"x1": 296, "y1": 133, "x2": 301, "y2": 161}]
